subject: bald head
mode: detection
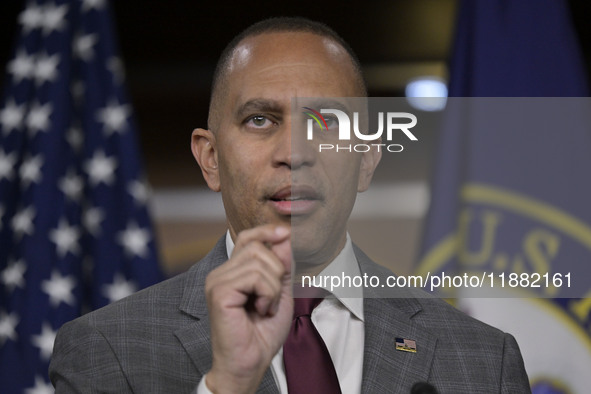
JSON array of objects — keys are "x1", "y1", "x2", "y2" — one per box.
[{"x1": 207, "y1": 17, "x2": 367, "y2": 131}]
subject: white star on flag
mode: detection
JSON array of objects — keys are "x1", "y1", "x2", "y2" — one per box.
[
  {"x1": 18, "y1": 4, "x2": 43, "y2": 33},
  {"x1": 83, "y1": 206, "x2": 104, "y2": 236},
  {"x1": 0, "y1": 99, "x2": 25, "y2": 135},
  {"x1": 84, "y1": 150, "x2": 117, "y2": 186},
  {"x1": 41, "y1": 270, "x2": 76, "y2": 307},
  {"x1": 0, "y1": 148, "x2": 17, "y2": 181},
  {"x1": 73, "y1": 33, "x2": 98, "y2": 62},
  {"x1": 11, "y1": 206, "x2": 36, "y2": 240},
  {"x1": 96, "y1": 99, "x2": 131, "y2": 135},
  {"x1": 26, "y1": 102, "x2": 53, "y2": 135},
  {"x1": 1, "y1": 259, "x2": 27, "y2": 292},
  {"x1": 25, "y1": 375, "x2": 54, "y2": 394},
  {"x1": 102, "y1": 273, "x2": 137, "y2": 303},
  {"x1": 0, "y1": 312, "x2": 19, "y2": 345},
  {"x1": 31, "y1": 323, "x2": 57, "y2": 361},
  {"x1": 7, "y1": 49, "x2": 35, "y2": 84},
  {"x1": 117, "y1": 222, "x2": 151, "y2": 258},
  {"x1": 128, "y1": 180, "x2": 150, "y2": 205},
  {"x1": 19, "y1": 154, "x2": 44, "y2": 188},
  {"x1": 59, "y1": 170, "x2": 84, "y2": 202},
  {"x1": 40, "y1": 3, "x2": 69, "y2": 35},
  {"x1": 49, "y1": 219, "x2": 81, "y2": 258},
  {"x1": 81, "y1": 0, "x2": 107, "y2": 12},
  {"x1": 34, "y1": 52, "x2": 60, "y2": 86}
]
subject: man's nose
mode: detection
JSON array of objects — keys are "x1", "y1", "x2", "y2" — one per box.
[{"x1": 273, "y1": 121, "x2": 316, "y2": 169}]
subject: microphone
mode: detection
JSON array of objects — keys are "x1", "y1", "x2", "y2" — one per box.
[{"x1": 411, "y1": 382, "x2": 439, "y2": 394}]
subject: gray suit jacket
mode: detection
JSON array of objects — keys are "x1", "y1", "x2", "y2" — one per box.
[{"x1": 49, "y1": 236, "x2": 531, "y2": 393}]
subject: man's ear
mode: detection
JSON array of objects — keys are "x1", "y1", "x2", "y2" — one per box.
[
  {"x1": 191, "y1": 128, "x2": 221, "y2": 192},
  {"x1": 357, "y1": 145, "x2": 382, "y2": 192}
]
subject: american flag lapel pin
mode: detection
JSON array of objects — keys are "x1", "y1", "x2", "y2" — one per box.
[{"x1": 395, "y1": 337, "x2": 417, "y2": 353}]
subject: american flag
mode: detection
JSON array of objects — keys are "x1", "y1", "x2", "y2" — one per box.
[
  {"x1": 395, "y1": 337, "x2": 417, "y2": 353},
  {"x1": 0, "y1": 0, "x2": 163, "y2": 392}
]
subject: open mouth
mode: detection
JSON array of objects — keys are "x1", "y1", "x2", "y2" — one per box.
[
  {"x1": 270, "y1": 195, "x2": 314, "y2": 202},
  {"x1": 269, "y1": 185, "x2": 321, "y2": 215}
]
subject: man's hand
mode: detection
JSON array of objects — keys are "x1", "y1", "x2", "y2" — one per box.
[{"x1": 205, "y1": 225, "x2": 293, "y2": 393}]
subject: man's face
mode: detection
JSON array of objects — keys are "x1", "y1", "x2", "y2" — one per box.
[{"x1": 195, "y1": 31, "x2": 379, "y2": 269}]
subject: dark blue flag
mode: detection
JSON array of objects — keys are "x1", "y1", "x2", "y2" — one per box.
[
  {"x1": 418, "y1": 0, "x2": 591, "y2": 392},
  {"x1": 0, "y1": 0, "x2": 163, "y2": 392}
]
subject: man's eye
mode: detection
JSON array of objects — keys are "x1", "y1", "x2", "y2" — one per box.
[
  {"x1": 247, "y1": 115, "x2": 272, "y2": 128},
  {"x1": 324, "y1": 116, "x2": 338, "y2": 129}
]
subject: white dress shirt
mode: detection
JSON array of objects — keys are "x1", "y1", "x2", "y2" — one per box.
[{"x1": 197, "y1": 233, "x2": 364, "y2": 394}]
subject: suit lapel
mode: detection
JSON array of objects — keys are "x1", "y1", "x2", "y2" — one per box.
[
  {"x1": 362, "y1": 297, "x2": 437, "y2": 393},
  {"x1": 173, "y1": 238, "x2": 224, "y2": 379},
  {"x1": 173, "y1": 235, "x2": 279, "y2": 394},
  {"x1": 174, "y1": 319, "x2": 214, "y2": 377},
  {"x1": 355, "y1": 245, "x2": 438, "y2": 393}
]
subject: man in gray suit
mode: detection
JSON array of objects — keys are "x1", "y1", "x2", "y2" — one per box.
[{"x1": 50, "y1": 17, "x2": 531, "y2": 393}]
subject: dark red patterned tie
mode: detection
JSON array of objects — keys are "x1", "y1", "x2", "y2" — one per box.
[{"x1": 283, "y1": 297, "x2": 342, "y2": 394}]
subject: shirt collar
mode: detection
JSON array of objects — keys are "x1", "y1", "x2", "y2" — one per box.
[
  {"x1": 224, "y1": 231, "x2": 364, "y2": 322},
  {"x1": 225, "y1": 230, "x2": 235, "y2": 257}
]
